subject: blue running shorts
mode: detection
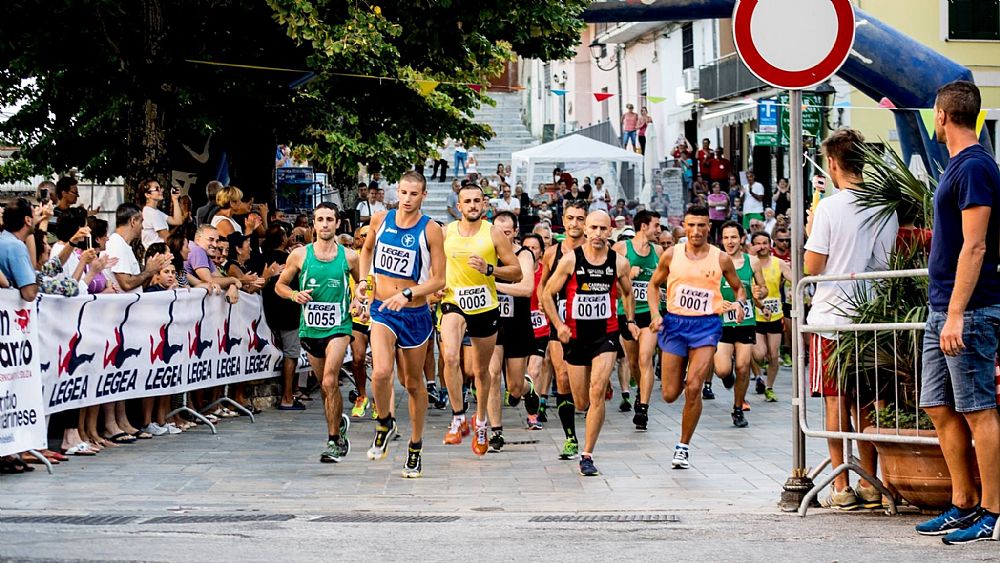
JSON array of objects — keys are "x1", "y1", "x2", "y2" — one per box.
[
  {"x1": 370, "y1": 300, "x2": 434, "y2": 349},
  {"x1": 657, "y1": 313, "x2": 723, "y2": 358}
]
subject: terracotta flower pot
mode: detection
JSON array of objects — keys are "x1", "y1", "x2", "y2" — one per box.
[{"x1": 864, "y1": 427, "x2": 980, "y2": 510}]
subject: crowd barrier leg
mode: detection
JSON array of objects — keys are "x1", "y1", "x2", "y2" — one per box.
[
  {"x1": 166, "y1": 392, "x2": 216, "y2": 434},
  {"x1": 807, "y1": 457, "x2": 831, "y2": 481},
  {"x1": 798, "y1": 437, "x2": 897, "y2": 516},
  {"x1": 26, "y1": 449, "x2": 53, "y2": 475},
  {"x1": 203, "y1": 385, "x2": 255, "y2": 423}
]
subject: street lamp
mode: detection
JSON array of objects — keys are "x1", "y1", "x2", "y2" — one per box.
[{"x1": 589, "y1": 39, "x2": 619, "y2": 72}]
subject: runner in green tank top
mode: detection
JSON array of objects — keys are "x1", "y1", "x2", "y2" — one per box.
[
  {"x1": 276, "y1": 203, "x2": 361, "y2": 464},
  {"x1": 611, "y1": 210, "x2": 663, "y2": 431},
  {"x1": 710, "y1": 221, "x2": 766, "y2": 428}
]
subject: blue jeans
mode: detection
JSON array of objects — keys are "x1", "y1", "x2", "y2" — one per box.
[
  {"x1": 454, "y1": 153, "x2": 467, "y2": 177},
  {"x1": 622, "y1": 130, "x2": 637, "y2": 149},
  {"x1": 920, "y1": 304, "x2": 1000, "y2": 413}
]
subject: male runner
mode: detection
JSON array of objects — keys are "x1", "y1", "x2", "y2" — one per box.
[
  {"x1": 439, "y1": 185, "x2": 521, "y2": 456},
  {"x1": 487, "y1": 212, "x2": 542, "y2": 451},
  {"x1": 523, "y1": 234, "x2": 550, "y2": 423},
  {"x1": 648, "y1": 206, "x2": 747, "y2": 469},
  {"x1": 356, "y1": 171, "x2": 445, "y2": 478},
  {"x1": 349, "y1": 226, "x2": 372, "y2": 418},
  {"x1": 542, "y1": 211, "x2": 638, "y2": 476},
  {"x1": 611, "y1": 210, "x2": 662, "y2": 431},
  {"x1": 712, "y1": 221, "x2": 766, "y2": 427},
  {"x1": 276, "y1": 202, "x2": 359, "y2": 464},
  {"x1": 537, "y1": 201, "x2": 588, "y2": 459},
  {"x1": 750, "y1": 231, "x2": 791, "y2": 402}
]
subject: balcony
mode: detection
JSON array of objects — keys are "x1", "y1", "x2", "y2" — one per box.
[{"x1": 698, "y1": 54, "x2": 768, "y2": 101}]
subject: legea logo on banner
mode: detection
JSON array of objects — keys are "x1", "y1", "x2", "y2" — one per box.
[{"x1": 0, "y1": 290, "x2": 47, "y2": 456}]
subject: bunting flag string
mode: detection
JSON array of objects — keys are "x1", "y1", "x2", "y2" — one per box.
[
  {"x1": 550, "y1": 89, "x2": 568, "y2": 96},
  {"x1": 593, "y1": 92, "x2": 614, "y2": 102}
]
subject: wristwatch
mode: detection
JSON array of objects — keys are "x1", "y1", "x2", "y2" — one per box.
[
  {"x1": 485, "y1": 264, "x2": 495, "y2": 276},
  {"x1": 402, "y1": 288, "x2": 414, "y2": 302},
  {"x1": 625, "y1": 319, "x2": 637, "y2": 325}
]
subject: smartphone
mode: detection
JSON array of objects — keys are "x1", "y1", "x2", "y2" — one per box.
[
  {"x1": 171, "y1": 186, "x2": 180, "y2": 195},
  {"x1": 84, "y1": 235, "x2": 92, "y2": 250},
  {"x1": 39, "y1": 187, "x2": 48, "y2": 203}
]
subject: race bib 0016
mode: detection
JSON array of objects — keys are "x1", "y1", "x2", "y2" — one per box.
[
  {"x1": 455, "y1": 285, "x2": 492, "y2": 312},
  {"x1": 498, "y1": 294, "x2": 514, "y2": 318},
  {"x1": 632, "y1": 280, "x2": 648, "y2": 302},
  {"x1": 375, "y1": 244, "x2": 416, "y2": 277},
  {"x1": 673, "y1": 285, "x2": 712, "y2": 315},
  {"x1": 572, "y1": 293, "x2": 611, "y2": 320},
  {"x1": 305, "y1": 301, "x2": 342, "y2": 329}
]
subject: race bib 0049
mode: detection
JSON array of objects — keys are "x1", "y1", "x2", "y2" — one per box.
[
  {"x1": 572, "y1": 294, "x2": 611, "y2": 320},
  {"x1": 305, "y1": 301, "x2": 342, "y2": 329},
  {"x1": 673, "y1": 285, "x2": 712, "y2": 315},
  {"x1": 531, "y1": 310, "x2": 548, "y2": 330},
  {"x1": 455, "y1": 285, "x2": 492, "y2": 312}
]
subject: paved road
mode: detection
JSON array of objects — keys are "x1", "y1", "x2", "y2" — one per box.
[{"x1": 0, "y1": 370, "x2": 995, "y2": 561}]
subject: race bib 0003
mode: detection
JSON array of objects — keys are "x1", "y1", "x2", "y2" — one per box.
[{"x1": 455, "y1": 285, "x2": 492, "y2": 312}]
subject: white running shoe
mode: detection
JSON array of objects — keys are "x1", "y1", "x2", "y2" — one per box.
[
  {"x1": 164, "y1": 423, "x2": 182, "y2": 435},
  {"x1": 143, "y1": 423, "x2": 169, "y2": 437},
  {"x1": 671, "y1": 446, "x2": 690, "y2": 469}
]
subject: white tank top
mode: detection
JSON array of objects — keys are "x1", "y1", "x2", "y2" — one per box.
[{"x1": 211, "y1": 215, "x2": 243, "y2": 235}]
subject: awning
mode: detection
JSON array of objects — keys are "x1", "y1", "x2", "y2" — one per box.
[{"x1": 699, "y1": 101, "x2": 757, "y2": 130}]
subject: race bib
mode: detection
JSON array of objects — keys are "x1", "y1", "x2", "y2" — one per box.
[
  {"x1": 632, "y1": 280, "x2": 648, "y2": 302},
  {"x1": 763, "y1": 298, "x2": 782, "y2": 315},
  {"x1": 498, "y1": 294, "x2": 514, "y2": 318},
  {"x1": 723, "y1": 300, "x2": 754, "y2": 324},
  {"x1": 673, "y1": 285, "x2": 712, "y2": 315},
  {"x1": 305, "y1": 301, "x2": 342, "y2": 329},
  {"x1": 455, "y1": 285, "x2": 492, "y2": 312},
  {"x1": 375, "y1": 244, "x2": 416, "y2": 277},
  {"x1": 572, "y1": 294, "x2": 611, "y2": 320},
  {"x1": 531, "y1": 310, "x2": 548, "y2": 331},
  {"x1": 557, "y1": 298, "x2": 567, "y2": 322}
]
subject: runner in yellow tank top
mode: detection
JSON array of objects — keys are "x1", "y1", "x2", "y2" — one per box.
[
  {"x1": 439, "y1": 184, "x2": 521, "y2": 456},
  {"x1": 648, "y1": 206, "x2": 747, "y2": 470},
  {"x1": 749, "y1": 231, "x2": 791, "y2": 402}
]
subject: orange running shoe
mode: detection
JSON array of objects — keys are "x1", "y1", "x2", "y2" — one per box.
[
  {"x1": 471, "y1": 420, "x2": 488, "y2": 456},
  {"x1": 443, "y1": 416, "x2": 465, "y2": 445},
  {"x1": 605, "y1": 384, "x2": 613, "y2": 401},
  {"x1": 460, "y1": 417, "x2": 471, "y2": 437}
]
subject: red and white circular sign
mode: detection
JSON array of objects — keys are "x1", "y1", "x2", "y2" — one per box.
[{"x1": 733, "y1": 0, "x2": 855, "y2": 90}]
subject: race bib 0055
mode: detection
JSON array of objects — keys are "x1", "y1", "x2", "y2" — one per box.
[{"x1": 305, "y1": 301, "x2": 342, "y2": 329}]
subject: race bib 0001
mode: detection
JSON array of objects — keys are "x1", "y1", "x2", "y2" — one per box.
[
  {"x1": 498, "y1": 294, "x2": 514, "y2": 318},
  {"x1": 673, "y1": 285, "x2": 712, "y2": 315},
  {"x1": 305, "y1": 301, "x2": 342, "y2": 329},
  {"x1": 375, "y1": 244, "x2": 416, "y2": 277},
  {"x1": 455, "y1": 285, "x2": 492, "y2": 312},
  {"x1": 572, "y1": 293, "x2": 611, "y2": 320}
]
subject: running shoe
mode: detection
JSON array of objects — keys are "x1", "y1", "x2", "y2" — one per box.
[
  {"x1": 855, "y1": 484, "x2": 882, "y2": 509},
  {"x1": 537, "y1": 403, "x2": 548, "y2": 423},
  {"x1": 605, "y1": 384, "x2": 613, "y2": 401},
  {"x1": 618, "y1": 396, "x2": 632, "y2": 412},
  {"x1": 632, "y1": 404, "x2": 648, "y2": 431},
  {"x1": 916, "y1": 505, "x2": 982, "y2": 536},
  {"x1": 320, "y1": 437, "x2": 349, "y2": 463},
  {"x1": 472, "y1": 421, "x2": 489, "y2": 456},
  {"x1": 402, "y1": 443, "x2": 422, "y2": 478},
  {"x1": 488, "y1": 431, "x2": 505, "y2": 453},
  {"x1": 742, "y1": 401, "x2": 751, "y2": 412},
  {"x1": 671, "y1": 445, "x2": 690, "y2": 469},
  {"x1": 366, "y1": 418, "x2": 396, "y2": 460},
  {"x1": 755, "y1": 376, "x2": 766, "y2": 395},
  {"x1": 943, "y1": 512, "x2": 996, "y2": 545},
  {"x1": 764, "y1": 388, "x2": 777, "y2": 402},
  {"x1": 702, "y1": 383, "x2": 715, "y2": 400},
  {"x1": 579, "y1": 455, "x2": 599, "y2": 477},
  {"x1": 781, "y1": 352, "x2": 792, "y2": 367},
  {"x1": 720, "y1": 371, "x2": 736, "y2": 390},
  {"x1": 340, "y1": 413, "x2": 350, "y2": 438},
  {"x1": 559, "y1": 437, "x2": 579, "y2": 460},
  {"x1": 443, "y1": 416, "x2": 465, "y2": 445},
  {"x1": 351, "y1": 396, "x2": 369, "y2": 418},
  {"x1": 731, "y1": 407, "x2": 748, "y2": 428},
  {"x1": 525, "y1": 414, "x2": 543, "y2": 430},
  {"x1": 819, "y1": 486, "x2": 858, "y2": 510}
]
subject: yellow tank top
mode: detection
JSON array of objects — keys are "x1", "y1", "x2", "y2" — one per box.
[
  {"x1": 443, "y1": 220, "x2": 498, "y2": 314},
  {"x1": 755, "y1": 257, "x2": 784, "y2": 322},
  {"x1": 349, "y1": 277, "x2": 371, "y2": 327},
  {"x1": 666, "y1": 243, "x2": 724, "y2": 317}
]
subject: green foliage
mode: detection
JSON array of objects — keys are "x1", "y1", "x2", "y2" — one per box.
[{"x1": 870, "y1": 404, "x2": 934, "y2": 431}]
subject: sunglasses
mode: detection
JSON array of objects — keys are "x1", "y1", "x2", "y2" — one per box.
[{"x1": 776, "y1": 238, "x2": 791, "y2": 243}]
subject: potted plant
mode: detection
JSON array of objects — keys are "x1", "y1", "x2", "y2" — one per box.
[{"x1": 827, "y1": 143, "x2": 979, "y2": 510}]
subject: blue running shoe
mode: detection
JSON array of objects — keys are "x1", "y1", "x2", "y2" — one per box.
[
  {"x1": 916, "y1": 505, "x2": 981, "y2": 536},
  {"x1": 942, "y1": 511, "x2": 996, "y2": 545},
  {"x1": 579, "y1": 455, "x2": 599, "y2": 476}
]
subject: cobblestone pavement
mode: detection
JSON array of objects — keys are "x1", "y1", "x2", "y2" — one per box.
[{"x1": 0, "y1": 369, "x2": 995, "y2": 561}]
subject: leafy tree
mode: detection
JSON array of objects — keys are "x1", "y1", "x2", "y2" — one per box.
[{"x1": 0, "y1": 0, "x2": 587, "y2": 203}]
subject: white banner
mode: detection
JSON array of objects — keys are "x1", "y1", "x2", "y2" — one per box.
[
  {"x1": 0, "y1": 291, "x2": 47, "y2": 456},
  {"x1": 38, "y1": 289, "x2": 281, "y2": 414}
]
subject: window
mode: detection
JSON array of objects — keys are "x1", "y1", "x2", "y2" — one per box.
[
  {"x1": 637, "y1": 69, "x2": 648, "y2": 109},
  {"x1": 948, "y1": 0, "x2": 1000, "y2": 41},
  {"x1": 682, "y1": 23, "x2": 695, "y2": 69}
]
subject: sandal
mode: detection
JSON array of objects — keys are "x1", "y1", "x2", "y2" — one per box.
[
  {"x1": 104, "y1": 432, "x2": 137, "y2": 444},
  {"x1": 0, "y1": 456, "x2": 24, "y2": 474},
  {"x1": 22, "y1": 452, "x2": 58, "y2": 465},
  {"x1": 132, "y1": 430, "x2": 153, "y2": 440},
  {"x1": 63, "y1": 443, "x2": 97, "y2": 456},
  {"x1": 41, "y1": 449, "x2": 68, "y2": 462},
  {"x1": 294, "y1": 392, "x2": 314, "y2": 402},
  {"x1": 10, "y1": 457, "x2": 35, "y2": 472}
]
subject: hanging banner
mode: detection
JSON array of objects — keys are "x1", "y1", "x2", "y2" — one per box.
[
  {"x1": 0, "y1": 290, "x2": 46, "y2": 456},
  {"x1": 38, "y1": 290, "x2": 281, "y2": 415}
]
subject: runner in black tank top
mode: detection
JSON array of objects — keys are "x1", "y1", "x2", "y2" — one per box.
[{"x1": 541, "y1": 210, "x2": 638, "y2": 477}]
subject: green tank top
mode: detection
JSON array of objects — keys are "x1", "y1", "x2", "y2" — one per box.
[
  {"x1": 298, "y1": 243, "x2": 353, "y2": 339},
  {"x1": 617, "y1": 239, "x2": 659, "y2": 315},
  {"x1": 720, "y1": 252, "x2": 756, "y2": 327}
]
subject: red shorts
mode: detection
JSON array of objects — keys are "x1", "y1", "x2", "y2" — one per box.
[{"x1": 809, "y1": 334, "x2": 844, "y2": 397}]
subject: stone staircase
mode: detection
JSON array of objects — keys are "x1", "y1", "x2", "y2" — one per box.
[{"x1": 423, "y1": 92, "x2": 539, "y2": 222}]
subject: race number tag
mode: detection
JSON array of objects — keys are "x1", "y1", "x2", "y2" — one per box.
[
  {"x1": 375, "y1": 244, "x2": 416, "y2": 277},
  {"x1": 632, "y1": 280, "x2": 648, "y2": 302},
  {"x1": 305, "y1": 302, "x2": 342, "y2": 329},
  {"x1": 572, "y1": 294, "x2": 611, "y2": 320},
  {"x1": 498, "y1": 294, "x2": 514, "y2": 318},
  {"x1": 673, "y1": 285, "x2": 712, "y2": 315},
  {"x1": 557, "y1": 298, "x2": 567, "y2": 322},
  {"x1": 455, "y1": 285, "x2": 492, "y2": 312},
  {"x1": 723, "y1": 301, "x2": 754, "y2": 324},
  {"x1": 763, "y1": 298, "x2": 782, "y2": 315},
  {"x1": 531, "y1": 310, "x2": 548, "y2": 331}
]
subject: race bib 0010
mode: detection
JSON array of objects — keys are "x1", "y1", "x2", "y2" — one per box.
[
  {"x1": 455, "y1": 285, "x2": 492, "y2": 312},
  {"x1": 498, "y1": 294, "x2": 514, "y2": 318},
  {"x1": 673, "y1": 285, "x2": 712, "y2": 315},
  {"x1": 572, "y1": 294, "x2": 611, "y2": 320},
  {"x1": 305, "y1": 301, "x2": 342, "y2": 329}
]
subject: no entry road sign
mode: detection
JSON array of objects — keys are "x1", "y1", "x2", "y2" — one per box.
[{"x1": 733, "y1": 0, "x2": 856, "y2": 90}]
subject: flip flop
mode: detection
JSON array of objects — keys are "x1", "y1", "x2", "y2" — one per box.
[
  {"x1": 104, "y1": 432, "x2": 136, "y2": 444},
  {"x1": 132, "y1": 431, "x2": 153, "y2": 440},
  {"x1": 277, "y1": 401, "x2": 306, "y2": 411},
  {"x1": 42, "y1": 449, "x2": 69, "y2": 462},
  {"x1": 63, "y1": 443, "x2": 97, "y2": 456},
  {"x1": 22, "y1": 452, "x2": 58, "y2": 465}
]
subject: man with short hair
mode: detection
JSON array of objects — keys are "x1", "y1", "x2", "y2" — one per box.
[
  {"x1": 195, "y1": 180, "x2": 224, "y2": 226},
  {"x1": 0, "y1": 198, "x2": 40, "y2": 301},
  {"x1": 357, "y1": 185, "x2": 387, "y2": 225},
  {"x1": 106, "y1": 203, "x2": 171, "y2": 293},
  {"x1": 492, "y1": 184, "x2": 520, "y2": 215},
  {"x1": 741, "y1": 171, "x2": 765, "y2": 230},
  {"x1": 804, "y1": 127, "x2": 897, "y2": 511},
  {"x1": 749, "y1": 231, "x2": 791, "y2": 402},
  {"x1": 915, "y1": 80, "x2": 1000, "y2": 543},
  {"x1": 184, "y1": 224, "x2": 242, "y2": 302},
  {"x1": 709, "y1": 148, "x2": 732, "y2": 185},
  {"x1": 52, "y1": 176, "x2": 80, "y2": 224},
  {"x1": 446, "y1": 179, "x2": 461, "y2": 222},
  {"x1": 697, "y1": 138, "x2": 713, "y2": 180}
]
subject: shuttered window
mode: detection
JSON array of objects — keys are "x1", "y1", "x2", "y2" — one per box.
[{"x1": 949, "y1": 0, "x2": 1000, "y2": 41}]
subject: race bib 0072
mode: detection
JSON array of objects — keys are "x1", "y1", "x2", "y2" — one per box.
[{"x1": 375, "y1": 244, "x2": 416, "y2": 277}]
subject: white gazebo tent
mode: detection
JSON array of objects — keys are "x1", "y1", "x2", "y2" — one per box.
[{"x1": 511, "y1": 134, "x2": 644, "y2": 199}]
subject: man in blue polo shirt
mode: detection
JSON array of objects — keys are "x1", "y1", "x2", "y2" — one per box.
[
  {"x1": 0, "y1": 198, "x2": 40, "y2": 302},
  {"x1": 916, "y1": 81, "x2": 1000, "y2": 545}
]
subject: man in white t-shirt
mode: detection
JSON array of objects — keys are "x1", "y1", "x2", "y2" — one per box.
[
  {"x1": 491, "y1": 184, "x2": 520, "y2": 215},
  {"x1": 356, "y1": 188, "x2": 387, "y2": 225},
  {"x1": 106, "y1": 203, "x2": 171, "y2": 294},
  {"x1": 741, "y1": 171, "x2": 765, "y2": 230},
  {"x1": 804, "y1": 128, "x2": 897, "y2": 510}
]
